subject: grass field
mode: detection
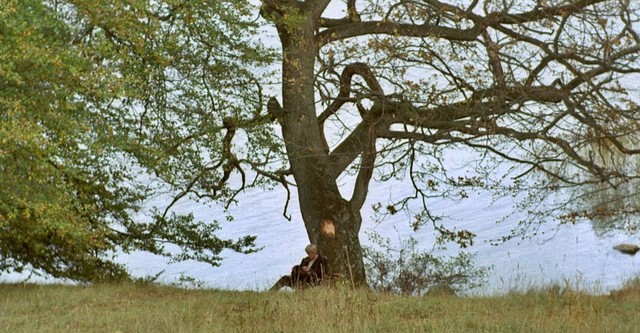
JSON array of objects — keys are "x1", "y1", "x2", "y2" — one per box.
[{"x1": 2, "y1": 280, "x2": 640, "y2": 333}]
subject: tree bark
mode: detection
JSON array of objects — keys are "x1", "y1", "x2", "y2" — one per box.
[
  {"x1": 266, "y1": 2, "x2": 368, "y2": 286},
  {"x1": 301, "y1": 194, "x2": 367, "y2": 287}
]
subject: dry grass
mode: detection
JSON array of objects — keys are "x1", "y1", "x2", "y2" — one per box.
[{"x1": 1, "y1": 281, "x2": 640, "y2": 333}]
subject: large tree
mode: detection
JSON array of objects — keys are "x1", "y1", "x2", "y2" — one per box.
[
  {"x1": 0, "y1": 0, "x2": 269, "y2": 282},
  {"x1": 257, "y1": 0, "x2": 640, "y2": 285}
]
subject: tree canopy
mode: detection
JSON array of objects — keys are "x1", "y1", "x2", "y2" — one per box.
[{"x1": 0, "y1": 0, "x2": 272, "y2": 282}]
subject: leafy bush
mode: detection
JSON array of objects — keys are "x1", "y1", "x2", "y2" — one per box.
[{"x1": 363, "y1": 231, "x2": 490, "y2": 295}]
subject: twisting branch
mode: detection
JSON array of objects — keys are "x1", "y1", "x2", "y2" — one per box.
[
  {"x1": 312, "y1": 0, "x2": 638, "y2": 234},
  {"x1": 318, "y1": 62, "x2": 385, "y2": 153},
  {"x1": 494, "y1": 0, "x2": 607, "y2": 25},
  {"x1": 318, "y1": 62, "x2": 384, "y2": 123},
  {"x1": 316, "y1": 63, "x2": 386, "y2": 208}
]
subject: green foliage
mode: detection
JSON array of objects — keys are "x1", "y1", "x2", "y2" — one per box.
[
  {"x1": 363, "y1": 231, "x2": 490, "y2": 295},
  {"x1": 0, "y1": 0, "x2": 274, "y2": 282},
  {"x1": 0, "y1": 0, "x2": 129, "y2": 281}
]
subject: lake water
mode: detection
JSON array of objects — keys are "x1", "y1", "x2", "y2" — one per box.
[
  {"x1": 3, "y1": 167, "x2": 640, "y2": 295},
  {"x1": 117, "y1": 180, "x2": 640, "y2": 295}
]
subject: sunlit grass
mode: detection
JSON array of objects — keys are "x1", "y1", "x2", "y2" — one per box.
[{"x1": 1, "y1": 280, "x2": 639, "y2": 333}]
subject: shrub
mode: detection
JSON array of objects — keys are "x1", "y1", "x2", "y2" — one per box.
[{"x1": 363, "y1": 231, "x2": 490, "y2": 295}]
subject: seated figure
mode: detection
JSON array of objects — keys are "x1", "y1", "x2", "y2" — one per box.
[{"x1": 270, "y1": 244, "x2": 327, "y2": 291}]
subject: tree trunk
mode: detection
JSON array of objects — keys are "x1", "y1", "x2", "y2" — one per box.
[
  {"x1": 299, "y1": 191, "x2": 367, "y2": 287},
  {"x1": 271, "y1": 9, "x2": 368, "y2": 287}
]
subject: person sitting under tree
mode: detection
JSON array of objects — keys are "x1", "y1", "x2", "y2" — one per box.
[{"x1": 270, "y1": 244, "x2": 328, "y2": 291}]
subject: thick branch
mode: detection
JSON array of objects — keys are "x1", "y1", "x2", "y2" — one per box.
[
  {"x1": 442, "y1": 0, "x2": 607, "y2": 27},
  {"x1": 325, "y1": 85, "x2": 577, "y2": 178},
  {"x1": 302, "y1": 0, "x2": 331, "y2": 21},
  {"x1": 482, "y1": 31, "x2": 505, "y2": 86},
  {"x1": 472, "y1": 86, "x2": 567, "y2": 103},
  {"x1": 318, "y1": 62, "x2": 385, "y2": 154},
  {"x1": 317, "y1": 21, "x2": 482, "y2": 46},
  {"x1": 317, "y1": 0, "x2": 607, "y2": 46},
  {"x1": 375, "y1": 129, "x2": 452, "y2": 143},
  {"x1": 496, "y1": 0, "x2": 606, "y2": 25},
  {"x1": 318, "y1": 62, "x2": 384, "y2": 123},
  {"x1": 326, "y1": 99, "x2": 505, "y2": 178},
  {"x1": 327, "y1": 122, "x2": 376, "y2": 179},
  {"x1": 350, "y1": 124, "x2": 376, "y2": 211}
]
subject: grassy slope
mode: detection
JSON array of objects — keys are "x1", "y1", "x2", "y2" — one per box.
[{"x1": 1, "y1": 282, "x2": 639, "y2": 333}]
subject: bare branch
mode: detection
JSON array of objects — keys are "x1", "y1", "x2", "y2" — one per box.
[
  {"x1": 482, "y1": 31, "x2": 505, "y2": 86},
  {"x1": 317, "y1": 21, "x2": 482, "y2": 46},
  {"x1": 495, "y1": 0, "x2": 607, "y2": 25},
  {"x1": 317, "y1": 0, "x2": 606, "y2": 46}
]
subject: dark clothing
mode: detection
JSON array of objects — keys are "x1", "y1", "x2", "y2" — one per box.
[
  {"x1": 291, "y1": 254, "x2": 327, "y2": 287},
  {"x1": 270, "y1": 254, "x2": 328, "y2": 291}
]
